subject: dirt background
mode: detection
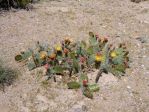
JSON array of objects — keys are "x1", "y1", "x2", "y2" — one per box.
[{"x1": 0, "y1": 0, "x2": 149, "y2": 112}]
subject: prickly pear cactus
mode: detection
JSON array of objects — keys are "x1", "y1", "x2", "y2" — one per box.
[{"x1": 15, "y1": 32, "x2": 130, "y2": 98}]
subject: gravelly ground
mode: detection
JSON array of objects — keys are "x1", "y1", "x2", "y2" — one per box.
[{"x1": 0, "y1": 0, "x2": 149, "y2": 112}]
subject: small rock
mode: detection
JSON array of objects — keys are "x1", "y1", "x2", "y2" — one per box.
[{"x1": 127, "y1": 86, "x2": 131, "y2": 89}]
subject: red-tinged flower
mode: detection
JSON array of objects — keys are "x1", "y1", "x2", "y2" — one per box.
[
  {"x1": 44, "y1": 64, "x2": 49, "y2": 70},
  {"x1": 64, "y1": 48, "x2": 69, "y2": 54},
  {"x1": 95, "y1": 34, "x2": 99, "y2": 40},
  {"x1": 80, "y1": 56, "x2": 86, "y2": 63},
  {"x1": 83, "y1": 80, "x2": 88, "y2": 86}
]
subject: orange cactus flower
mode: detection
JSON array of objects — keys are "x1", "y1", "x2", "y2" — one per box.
[
  {"x1": 49, "y1": 53, "x2": 56, "y2": 60},
  {"x1": 40, "y1": 51, "x2": 47, "y2": 60}
]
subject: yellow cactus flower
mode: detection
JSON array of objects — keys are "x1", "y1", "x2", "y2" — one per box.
[
  {"x1": 95, "y1": 54, "x2": 104, "y2": 62},
  {"x1": 110, "y1": 51, "x2": 117, "y2": 58},
  {"x1": 55, "y1": 45, "x2": 62, "y2": 51}
]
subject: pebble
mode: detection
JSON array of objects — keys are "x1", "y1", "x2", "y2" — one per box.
[{"x1": 127, "y1": 86, "x2": 131, "y2": 89}]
